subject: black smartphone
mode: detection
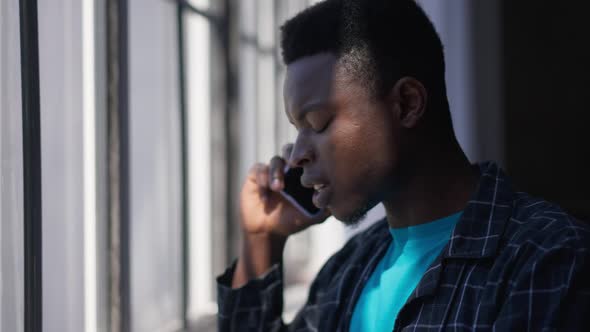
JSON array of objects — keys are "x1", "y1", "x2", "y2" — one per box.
[{"x1": 280, "y1": 166, "x2": 322, "y2": 218}]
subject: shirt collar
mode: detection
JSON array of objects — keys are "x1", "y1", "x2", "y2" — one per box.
[
  {"x1": 401, "y1": 161, "x2": 514, "y2": 305},
  {"x1": 443, "y1": 161, "x2": 514, "y2": 259}
]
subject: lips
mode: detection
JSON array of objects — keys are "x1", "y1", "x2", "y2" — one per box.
[
  {"x1": 312, "y1": 185, "x2": 330, "y2": 209},
  {"x1": 301, "y1": 176, "x2": 331, "y2": 208}
]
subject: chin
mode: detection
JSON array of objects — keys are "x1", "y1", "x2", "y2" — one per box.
[
  {"x1": 332, "y1": 199, "x2": 375, "y2": 227},
  {"x1": 331, "y1": 205, "x2": 371, "y2": 226},
  {"x1": 338, "y1": 211, "x2": 368, "y2": 227}
]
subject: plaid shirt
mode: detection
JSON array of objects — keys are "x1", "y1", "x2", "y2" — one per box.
[{"x1": 217, "y1": 162, "x2": 590, "y2": 331}]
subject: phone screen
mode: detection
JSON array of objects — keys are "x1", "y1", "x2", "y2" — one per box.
[{"x1": 281, "y1": 167, "x2": 321, "y2": 216}]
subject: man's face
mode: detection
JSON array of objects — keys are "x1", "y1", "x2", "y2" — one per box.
[{"x1": 284, "y1": 53, "x2": 402, "y2": 225}]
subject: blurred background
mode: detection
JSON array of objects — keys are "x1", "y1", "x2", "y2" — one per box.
[{"x1": 1, "y1": 0, "x2": 589, "y2": 331}]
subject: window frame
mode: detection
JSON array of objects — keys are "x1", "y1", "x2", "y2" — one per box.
[{"x1": 19, "y1": 0, "x2": 43, "y2": 331}]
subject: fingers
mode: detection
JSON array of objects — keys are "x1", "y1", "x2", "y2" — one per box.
[
  {"x1": 248, "y1": 144, "x2": 292, "y2": 193},
  {"x1": 253, "y1": 163, "x2": 271, "y2": 191},
  {"x1": 249, "y1": 155, "x2": 286, "y2": 193},
  {"x1": 268, "y1": 156, "x2": 286, "y2": 191}
]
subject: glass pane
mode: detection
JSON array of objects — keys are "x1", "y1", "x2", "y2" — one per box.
[
  {"x1": 38, "y1": 1, "x2": 87, "y2": 330},
  {"x1": 128, "y1": 0, "x2": 183, "y2": 330},
  {"x1": 184, "y1": 0, "x2": 214, "y2": 318},
  {"x1": 0, "y1": 0, "x2": 24, "y2": 331}
]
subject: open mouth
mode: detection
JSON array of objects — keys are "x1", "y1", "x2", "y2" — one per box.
[{"x1": 313, "y1": 184, "x2": 327, "y2": 191}]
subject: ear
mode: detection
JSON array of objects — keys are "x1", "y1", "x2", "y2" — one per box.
[{"x1": 388, "y1": 77, "x2": 428, "y2": 128}]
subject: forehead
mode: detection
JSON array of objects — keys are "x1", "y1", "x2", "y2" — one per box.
[{"x1": 284, "y1": 53, "x2": 340, "y2": 110}]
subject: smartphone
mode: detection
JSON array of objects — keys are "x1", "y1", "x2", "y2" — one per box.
[{"x1": 280, "y1": 166, "x2": 322, "y2": 218}]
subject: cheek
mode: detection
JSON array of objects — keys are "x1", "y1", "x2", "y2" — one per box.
[
  {"x1": 323, "y1": 119, "x2": 365, "y2": 165},
  {"x1": 323, "y1": 116, "x2": 396, "y2": 186}
]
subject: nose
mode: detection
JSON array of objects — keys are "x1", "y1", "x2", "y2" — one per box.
[{"x1": 288, "y1": 134, "x2": 314, "y2": 168}]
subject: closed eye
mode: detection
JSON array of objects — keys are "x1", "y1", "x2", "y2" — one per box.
[
  {"x1": 306, "y1": 110, "x2": 332, "y2": 133},
  {"x1": 314, "y1": 118, "x2": 332, "y2": 133}
]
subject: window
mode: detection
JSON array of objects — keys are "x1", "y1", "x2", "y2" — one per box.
[
  {"x1": 38, "y1": 1, "x2": 100, "y2": 330},
  {"x1": 1, "y1": 1, "x2": 25, "y2": 331},
  {"x1": 5, "y1": 1, "x2": 501, "y2": 331},
  {"x1": 128, "y1": 0, "x2": 184, "y2": 331},
  {"x1": 183, "y1": 0, "x2": 217, "y2": 323}
]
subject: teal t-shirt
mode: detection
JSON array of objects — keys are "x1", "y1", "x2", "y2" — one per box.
[{"x1": 350, "y1": 211, "x2": 463, "y2": 331}]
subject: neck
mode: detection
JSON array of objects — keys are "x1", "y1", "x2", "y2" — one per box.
[{"x1": 383, "y1": 139, "x2": 479, "y2": 229}]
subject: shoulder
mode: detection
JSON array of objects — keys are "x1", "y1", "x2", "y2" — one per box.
[
  {"x1": 498, "y1": 192, "x2": 590, "y2": 286},
  {"x1": 487, "y1": 193, "x2": 590, "y2": 330},
  {"x1": 505, "y1": 192, "x2": 590, "y2": 254}
]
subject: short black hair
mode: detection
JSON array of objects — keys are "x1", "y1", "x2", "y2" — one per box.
[{"x1": 280, "y1": 0, "x2": 446, "y2": 99}]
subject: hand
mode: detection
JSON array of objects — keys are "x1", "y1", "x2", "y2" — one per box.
[
  {"x1": 239, "y1": 143, "x2": 331, "y2": 239},
  {"x1": 233, "y1": 144, "x2": 331, "y2": 288}
]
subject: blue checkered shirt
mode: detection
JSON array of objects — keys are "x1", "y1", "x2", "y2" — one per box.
[{"x1": 217, "y1": 162, "x2": 590, "y2": 331}]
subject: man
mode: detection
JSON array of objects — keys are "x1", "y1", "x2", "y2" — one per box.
[{"x1": 217, "y1": 0, "x2": 590, "y2": 330}]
